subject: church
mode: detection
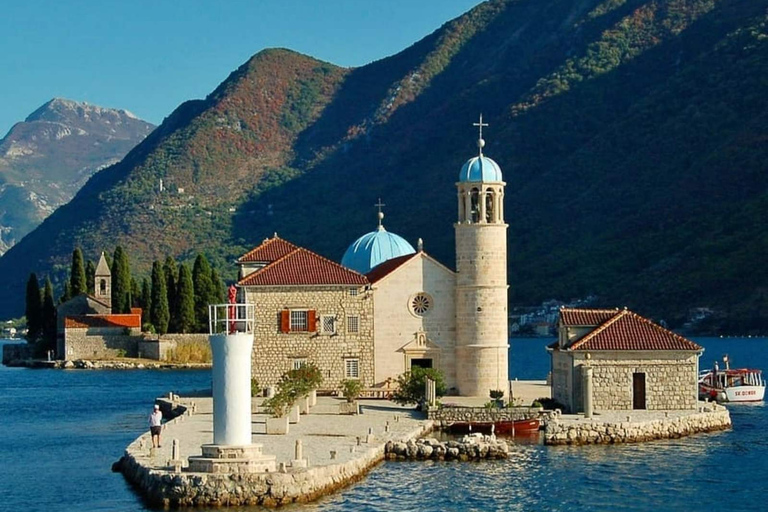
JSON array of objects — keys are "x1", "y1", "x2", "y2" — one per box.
[{"x1": 237, "y1": 119, "x2": 509, "y2": 397}]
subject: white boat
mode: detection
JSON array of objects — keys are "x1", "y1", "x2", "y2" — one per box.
[{"x1": 699, "y1": 355, "x2": 765, "y2": 403}]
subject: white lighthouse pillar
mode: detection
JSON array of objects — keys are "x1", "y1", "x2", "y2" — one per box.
[{"x1": 210, "y1": 332, "x2": 253, "y2": 445}]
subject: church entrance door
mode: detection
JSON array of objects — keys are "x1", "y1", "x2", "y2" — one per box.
[{"x1": 411, "y1": 358, "x2": 433, "y2": 369}]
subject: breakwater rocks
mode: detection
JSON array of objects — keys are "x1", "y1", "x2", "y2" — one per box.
[
  {"x1": 385, "y1": 435, "x2": 509, "y2": 461},
  {"x1": 544, "y1": 406, "x2": 731, "y2": 445},
  {"x1": 428, "y1": 405, "x2": 542, "y2": 423},
  {"x1": 4, "y1": 358, "x2": 210, "y2": 370}
]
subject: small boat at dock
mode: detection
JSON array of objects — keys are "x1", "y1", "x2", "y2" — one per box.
[
  {"x1": 699, "y1": 355, "x2": 765, "y2": 403},
  {"x1": 445, "y1": 417, "x2": 541, "y2": 436}
]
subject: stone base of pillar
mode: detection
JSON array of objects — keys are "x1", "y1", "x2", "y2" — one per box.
[{"x1": 187, "y1": 444, "x2": 276, "y2": 474}]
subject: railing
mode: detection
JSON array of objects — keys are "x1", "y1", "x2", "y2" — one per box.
[{"x1": 208, "y1": 303, "x2": 256, "y2": 335}]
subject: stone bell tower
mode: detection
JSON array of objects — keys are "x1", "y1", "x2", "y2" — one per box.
[
  {"x1": 454, "y1": 115, "x2": 509, "y2": 396},
  {"x1": 94, "y1": 252, "x2": 111, "y2": 308}
]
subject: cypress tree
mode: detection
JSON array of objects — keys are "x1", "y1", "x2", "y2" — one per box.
[
  {"x1": 193, "y1": 254, "x2": 214, "y2": 332},
  {"x1": 140, "y1": 277, "x2": 152, "y2": 317},
  {"x1": 150, "y1": 261, "x2": 169, "y2": 335},
  {"x1": 164, "y1": 257, "x2": 178, "y2": 332},
  {"x1": 59, "y1": 281, "x2": 72, "y2": 305},
  {"x1": 42, "y1": 278, "x2": 57, "y2": 353},
  {"x1": 69, "y1": 247, "x2": 87, "y2": 297},
  {"x1": 211, "y1": 267, "x2": 225, "y2": 304},
  {"x1": 111, "y1": 246, "x2": 131, "y2": 314},
  {"x1": 130, "y1": 277, "x2": 141, "y2": 308},
  {"x1": 25, "y1": 273, "x2": 42, "y2": 342},
  {"x1": 85, "y1": 260, "x2": 96, "y2": 295},
  {"x1": 175, "y1": 264, "x2": 196, "y2": 333}
]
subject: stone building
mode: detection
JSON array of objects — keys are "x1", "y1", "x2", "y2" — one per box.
[
  {"x1": 236, "y1": 119, "x2": 509, "y2": 395},
  {"x1": 56, "y1": 252, "x2": 143, "y2": 360},
  {"x1": 548, "y1": 308, "x2": 703, "y2": 412}
]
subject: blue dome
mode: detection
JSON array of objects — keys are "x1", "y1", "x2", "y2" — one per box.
[
  {"x1": 459, "y1": 156, "x2": 503, "y2": 182},
  {"x1": 341, "y1": 227, "x2": 416, "y2": 274}
]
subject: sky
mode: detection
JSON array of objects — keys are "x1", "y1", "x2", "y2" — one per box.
[{"x1": 0, "y1": 0, "x2": 482, "y2": 135}]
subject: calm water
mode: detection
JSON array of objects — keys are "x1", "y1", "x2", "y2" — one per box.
[{"x1": 1, "y1": 337, "x2": 766, "y2": 511}]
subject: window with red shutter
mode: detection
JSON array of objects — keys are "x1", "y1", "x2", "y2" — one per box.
[
  {"x1": 280, "y1": 310, "x2": 290, "y2": 332},
  {"x1": 307, "y1": 310, "x2": 317, "y2": 332}
]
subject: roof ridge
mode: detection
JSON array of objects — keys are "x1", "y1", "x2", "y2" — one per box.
[
  {"x1": 294, "y1": 247, "x2": 367, "y2": 279},
  {"x1": 569, "y1": 309, "x2": 625, "y2": 350},
  {"x1": 626, "y1": 310, "x2": 698, "y2": 348},
  {"x1": 236, "y1": 247, "x2": 300, "y2": 285},
  {"x1": 237, "y1": 236, "x2": 297, "y2": 263},
  {"x1": 560, "y1": 307, "x2": 620, "y2": 313}
]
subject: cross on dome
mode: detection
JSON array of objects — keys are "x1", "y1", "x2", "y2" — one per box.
[
  {"x1": 473, "y1": 114, "x2": 488, "y2": 156},
  {"x1": 375, "y1": 198, "x2": 386, "y2": 230}
]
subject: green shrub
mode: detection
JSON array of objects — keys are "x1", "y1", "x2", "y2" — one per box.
[
  {"x1": 262, "y1": 392, "x2": 291, "y2": 418},
  {"x1": 489, "y1": 389, "x2": 504, "y2": 400},
  {"x1": 251, "y1": 378, "x2": 261, "y2": 397},
  {"x1": 341, "y1": 379, "x2": 364, "y2": 403},
  {"x1": 534, "y1": 397, "x2": 565, "y2": 410},
  {"x1": 391, "y1": 367, "x2": 446, "y2": 407}
]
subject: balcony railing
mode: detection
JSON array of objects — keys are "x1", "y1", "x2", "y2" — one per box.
[{"x1": 208, "y1": 303, "x2": 256, "y2": 335}]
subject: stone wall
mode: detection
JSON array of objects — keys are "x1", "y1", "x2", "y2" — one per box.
[
  {"x1": 428, "y1": 406, "x2": 542, "y2": 423},
  {"x1": 244, "y1": 286, "x2": 374, "y2": 389},
  {"x1": 62, "y1": 328, "x2": 139, "y2": 360},
  {"x1": 544, "y1": 406, "x2": 731, "y2": 445},
  {"x1": 371, "y1": 253, "x2": 457, "y2": 388},
  {"x1": 552, "y1": 350, "x2": 700, "y2": 412},
  {"x1": 2, "y1": 342, "x2": 33, "y2": 364}
]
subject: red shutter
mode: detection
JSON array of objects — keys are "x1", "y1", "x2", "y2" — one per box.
[
  {"x1": 308, "y1": 310, "x2": 317, "y2": 332},
  {"x1": 280, "y1": 310, "x2": 290, "y2": 333}
]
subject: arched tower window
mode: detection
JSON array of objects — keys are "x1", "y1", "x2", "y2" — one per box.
[
  {"x1": 470, "y1": 188, "x2": 480, "y2": 223},
  {"x1": 485, "y1": 188, "x2": 495, "y2": 223},
  {"x1": 99, "y1": 279, "x2": 106, "y2": 294}
]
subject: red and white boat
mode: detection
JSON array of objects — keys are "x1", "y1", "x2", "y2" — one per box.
[{"x1": 699, "y1": 355, "x2": 765, "y2": 403}]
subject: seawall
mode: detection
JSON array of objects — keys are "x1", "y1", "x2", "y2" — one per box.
[{"x1": 544, "y1": 403, "x2": 731, "y2": 445}]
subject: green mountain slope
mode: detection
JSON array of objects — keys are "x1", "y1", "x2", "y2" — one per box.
[{"x1": 0, "y1": 0, "x2": 766, "y2": 332}]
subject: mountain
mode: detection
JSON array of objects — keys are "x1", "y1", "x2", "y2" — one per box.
[
  {"x1": 0, "y1": 98, "x2": 154, "y2": 253},
  {"x1": 0, "y1": 0, "x2": 766, "y2": 333}
]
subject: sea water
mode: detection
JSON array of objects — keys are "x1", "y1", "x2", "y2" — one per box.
[{"x1": 0, "y1": 338, "x2": 765, "y2": 511}]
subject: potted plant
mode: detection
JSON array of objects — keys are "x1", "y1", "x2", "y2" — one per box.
[
  {"x1": 263, "y1": 393, "x2": 290, "y2": 435},
  {"x1": 490, "y1": 389, "x2": 504, "y2": 408},
  {"x1": 339, "y1": 379, "x2": 363, "y2": 414}
]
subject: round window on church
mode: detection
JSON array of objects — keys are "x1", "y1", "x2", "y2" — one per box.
[{"x1": 410, "y1": 293, "x2": 433, "y2": 316}]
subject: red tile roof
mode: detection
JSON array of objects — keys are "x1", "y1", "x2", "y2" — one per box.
[
  {"x1": 238, "y1": 246, "x2": 368, "y2": 286},
  {"x1": 568, "y1": 309, "x2": 702, "y2": 351},
  {"x1": 237, "y1": 236, "x2": 298, "y2": 263},
  {"x1": 65, "y1": 314, "x2": 142, "y2": 329},
  {"x1": 366, "y1": 253, "x2": 419, "y2": 283},
  {"x1": 560, "y1": 308, "x2": 620, "y2": 327}
]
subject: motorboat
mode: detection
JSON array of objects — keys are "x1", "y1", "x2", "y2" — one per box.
[
  {"x1": 444, "y1": 417, "x2": 541, "y2": 436},
  {"x1": 699, "y1": 354, "x2": 765, "y2": 403}
]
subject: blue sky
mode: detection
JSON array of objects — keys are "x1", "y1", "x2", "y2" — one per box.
[{"x1": 0, "y1": 0, "x2": 481, "y2": 134}]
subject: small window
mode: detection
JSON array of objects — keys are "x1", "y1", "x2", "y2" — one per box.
[
  {"x1": 345, "y1": 358, "x2": 359, "y2": 379},
  {"x1": 291, "y1": 310, "x2": 308, "y2": 331},
  {"x1": 347, "y1": 316, "x2": 359, "y2": 334},
  {"x1": 321, "y1": 315, "x2": 336, "y2": 334},
  {"x1": 348, "y1": 288, "x2": 358, "y2": 297},
  {"x1": 293, "y1": 358, "x2": 307, "y2": 370},
  {"x1": 410, "y1": 293, "x2": 433, "y2": 316}
]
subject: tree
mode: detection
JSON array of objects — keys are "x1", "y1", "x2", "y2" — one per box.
[
  {"x1": 59, "y1": 281, "x2": 72, "y2": 305},
  {"x1": 140, "y1": 277, "x2": 152, "y2": 315},
  {"x1": 130, "y1": 278, "x2": 141, "y2": 308},
  {"x1": 193, "y1": 254, "x2": 214, "y2": 332},
  {"x1": 150, "y1": 261, "x2": 169, "y2": 335},
  {"x1": 41, "y1": 278, "x2": 57, "y2": 353},
  {"x1": 85, "y1": 260, "x2": 96, "y2": 295},
  {"x1": 391, "y1": 367, "x2": 447, "y2": 407},
  {"x1": 175, "y1": 264, "x2": 196, "y2": 333},
  {"x1": 210, "y1": 267, "x2": 225, "y2": 304},
  {"x1": 69, "y1": 247, "x2": 87, "y2": 297},
  {"x1": 111, "y1": 246, "x2": 131, "y2": 314},
  {"x1": 164, "y1": 257, "x2": 178, "y2": 332},
  {"x1": 25, "y1": 273, "x2": 42, "y2": 342}
]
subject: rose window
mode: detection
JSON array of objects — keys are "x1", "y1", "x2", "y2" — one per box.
[{"x1": 411, "y1": 293, "x2": 432, "y2": 316}]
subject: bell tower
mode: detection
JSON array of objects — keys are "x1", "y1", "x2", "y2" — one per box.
[
  {"x1": 454, "y1": 115, "x2": 509, "y2": 396},
  {"x1": 94, "y1": 252, "x2": 112, "y2": 308}
]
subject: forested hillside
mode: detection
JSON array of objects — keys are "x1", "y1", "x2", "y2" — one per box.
[{"x1": 0, "y1": 0, "x2": 766, "y2": 332}]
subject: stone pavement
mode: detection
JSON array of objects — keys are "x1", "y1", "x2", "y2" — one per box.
[{"x1": 128, "y1": 396, "x2": 430, "y2": 470}]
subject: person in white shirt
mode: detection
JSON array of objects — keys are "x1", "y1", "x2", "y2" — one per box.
[{"x1": 149, "y1": 404, "x2": 163, "y2": 448}]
